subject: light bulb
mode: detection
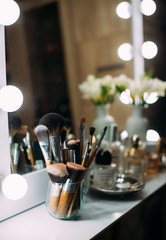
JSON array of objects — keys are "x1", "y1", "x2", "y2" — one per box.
[
  {"x1": 117, "y1": 43, "x2": 133, "y2": 61},
  {"x1": 0, "y1": 85, "x2": 23, "y2": 112},
  {"x1": 141, "y1": 0, "x2": 156, "y2": 16},
  {"x1": 2, "y1": 174, "x2": 28, "y2": 200},
  {"x1": 0, "y1": 0, "x2": 20, "y2": 26},
  {"x1": 146, "y1": 129, "x2": 160, "y2": 142},
  {"x1": 144, "y1": 92, "x2": 158, "y2": 104},
  {"x1": 142, "y1": 41, "x2": 158, "y2": 59},
  {"x1": 116, "y1": 2, "x2": 131, "y2": 19}
]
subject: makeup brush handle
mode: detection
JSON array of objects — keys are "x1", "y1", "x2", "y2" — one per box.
[
  {"x1": 85, "y1": 148, "x2": 97, "y2": 168},
  {"x1": 57, "y1": 190, "x2": 74, "y2": 218},
  {"x1": 13, "y1": 164, "x2": 18, "y2": 173},
  {"x1": 49, "y1": 183, "x2": 62, "y2": 214},
  {"x1": 28, "y1": 149, "x2": 35, "y2": 170},
  {"x1": 66, "y1": 182, "x2": 80, "y2": 218}
]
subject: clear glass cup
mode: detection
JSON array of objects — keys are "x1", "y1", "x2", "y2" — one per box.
[{"x1": 45, "y1": 178, "x2": 84, "y2": 220}]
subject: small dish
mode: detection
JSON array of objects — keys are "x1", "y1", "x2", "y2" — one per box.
[{"x1": 90, "y1": 174, "x2": 145, "y2": 195}]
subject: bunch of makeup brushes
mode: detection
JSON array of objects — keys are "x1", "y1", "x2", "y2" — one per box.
[
  {"x1": 9, "y1": 114, "x2": 35, "y2": 173},
  {"x1": 34, "y1": 112, "x2": 107, "y2": 219}
]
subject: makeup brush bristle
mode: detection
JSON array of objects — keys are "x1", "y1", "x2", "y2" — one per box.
[
  {"x1": 90, "y1": 127, "x2": 95, "y2": 136},
  {"x1": 66, "y1": 162, "x2": 85, "y2": 182},
  {"x1": 34, "y1": 124, "x2": 49, "y2": 142},
  {"x1": 67, "y1": 139, "x2": 77, "y2": 150},
  {"x1": 39, "y1": 113, "x2": 65, "y2": 136},
  {"x1": 13, "y1": 133, "x2": 26, "y2": 143},
  {"x1": 47, "y1": 163, "x2": 69, "y2": 183},
  {"x1": 8, "y1": 113, "x2": 22, "y2": 131}
]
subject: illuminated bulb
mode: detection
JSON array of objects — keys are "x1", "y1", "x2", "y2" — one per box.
[
  {"x1": 142, "y1": 41, "x2": 158, "y2": 59},
  {"x1": 2, "y1": 174, "x2": 28, "y2": 200},
  {"x1": 146, "y1": 129, "x2": 160, "y2": 142},
  {"x1": 143, "y1": 92, "x2": 158, "y2": 104},
  {"x1": 118, "y1": 43, "x2": 133, "y2": 61},
  {"x1": 119, "y1": 90, "x2": 133, "y2": 104},
  {"x1": 0, "y1": 0, "x2": 20, "y2": 26},
  {"x1": 141, "y1": 0, "x2": 156, "y2": 16},
  {"x1": 120, "y1": 130, "x2": 128, "y2": 140},
  {"x1": 0, "y1": 85, "x2": 23, "y2": 112},
  {"x1": 116, "y1": 2, "x2": 131, "y2": 19}
]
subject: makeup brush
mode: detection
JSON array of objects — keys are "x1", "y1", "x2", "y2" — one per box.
[
  {"x1": 85, "y1": 126, "x2": 107, "y2": 168},
  {"x1": 64, "y1": 118, "x2": 72, "y2": 137},
  {"x1": 57, "y1": 162, "x2": 85, "y2": 218},
  {"x1": 23, "y1": 131, "x2": 35, "y2": 171},
  {"x1": 12, "y1": 130, "x2": 27, "y2": 173},
  {"x1": 47, "y1": 163, "x2": 69, "y2": 214},
  {"x1": 67, "y1": 139, "x2": 77, "y2": 163},
  {"x1": 34, "y1": 124, "x2": 52, "y2": 167},
  {"x1": 39, "y1": 113, "x2": 65, "y2": 163},
  {"x1": 81, "y1": 127, "x2": 96, "y2": 167},
  {"x1": 79, "y1": 116, "x2": 86, "y2": 162},
  {"x1": 8, "y1": 113, "x2": 22, "y2": 137},
  {"x1": 8, "y1": 114, "x2": 22, "y2": 172},
  {"x1": 75, "y1": 138, "x2": 81, "y2": 164},
  {"x1": 60, "y1": 128, "x2": 67, "y2": 148}
]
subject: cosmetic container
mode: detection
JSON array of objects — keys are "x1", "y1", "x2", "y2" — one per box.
[
  {"x1": 46, "y1": 178, "x2": 84, "y2": 220},
  {"x1": 124, "y1": 135, "x2": 146, "y2": 181},
  {"x1": 93, "y1": 148, "x2": 117, "y2": 189}
]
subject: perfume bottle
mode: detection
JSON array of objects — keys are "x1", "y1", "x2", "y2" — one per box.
[
  {"x1": 108, "y1": 124, "x2": 121, "y2": 164},
  {"x1": 107, "y1": 124, "x2": 126, "y2": 174},
  {"x1": 124, "y1": 135, "x2": 146, "y2": 180},
  {"x1": 93, "y1": 148, "x2": 117, "y2": 189}
]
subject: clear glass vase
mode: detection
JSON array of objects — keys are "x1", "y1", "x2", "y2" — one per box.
[{"x1": 92, "y1": 104, "x2": 115, "y2": 141}]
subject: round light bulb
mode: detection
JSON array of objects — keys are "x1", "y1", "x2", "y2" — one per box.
[
  {"x1": 142, "y1": 41, "x2": 158, "y2": 59},
  {"x1": 2, "y1": 174, "x2": 28, "y2": 200},
  {"x1": 116, "y1": 2, "x2": 131, "y2": 19},
  {"x1": 0, "y1": 0, "x2": 20, "y2": 26},
  {"x1": 117, "y1": 43, "x2": 133, "y2": 61},
  {"x1": 146, "y1": 129, "x2": 160, "y2": 142},
  {"x1": 0, "y1": 85, "x2": 23, "y2": 112},
  {"x1": 144, "y1": 91, "x2": 158, "y2": 104},
  {"x1": 141, "y1": 0, "x2": 156, "y2": 16}
]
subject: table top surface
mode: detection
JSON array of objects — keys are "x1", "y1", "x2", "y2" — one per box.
[{"x1": 0, "y1": 170, "x2": 166, "y2": 240}]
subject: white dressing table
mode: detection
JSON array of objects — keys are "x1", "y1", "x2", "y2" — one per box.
[{"x1": 0, "y1": 170, "x2": 166, "y2": 240}]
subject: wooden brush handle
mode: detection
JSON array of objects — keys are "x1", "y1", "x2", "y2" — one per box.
[
  {"x1": 57, "y1": 190, "x2": 73, "y2": 218},
  {"x1": 85, "y1": 148, "x2": 96, "y2": 168},
  {"x1": 49, "y1": 183, "x2": 62, "y2": 214},
  {"x1": 66, "y1": 182, "x2": 80, "y2": 218},
  {"x1": 28, "y1": 149, "x2": 35, "y2": 170},
  {"x1": 13, "y1": 164, "x2": 18, "y2": 173}
]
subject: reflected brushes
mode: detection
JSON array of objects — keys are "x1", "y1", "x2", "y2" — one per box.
[
  {"x1": 39, "y1": 113, "x2": 65, "y2": 163},
  {"x1": 34, "y1": 124, "x2": 52, "y2": 167}
]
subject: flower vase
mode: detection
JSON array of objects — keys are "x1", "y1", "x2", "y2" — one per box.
[
  {"x1": 125, "y1": 106, "x2": 149, "y2": 141},
  {"x1": 92, "y1": 104, "x2": 115, "y2": 141}
]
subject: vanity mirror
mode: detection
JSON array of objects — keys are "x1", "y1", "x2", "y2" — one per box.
[{"x1": 1, "y1": 0, "x2": 165, "y2": 221}]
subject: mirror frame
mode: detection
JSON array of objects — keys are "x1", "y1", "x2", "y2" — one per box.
[{"x1": 0, "y1": 25, "x2": 48, "y2": 222}]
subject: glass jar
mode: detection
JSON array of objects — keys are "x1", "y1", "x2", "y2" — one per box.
[{"x1": 46, "y1": 178, "x2": 84, "y2": 220}]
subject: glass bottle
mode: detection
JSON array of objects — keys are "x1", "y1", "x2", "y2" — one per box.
[
  {"x1": 107, "y1": 124, "x2": 126, "y2": 174},
  {"x1": 93, "y1": 148, "x2": 117, "y2": 189},
  {"x1": 124, "y1": 135, "x2": 146, "y2": 180}
]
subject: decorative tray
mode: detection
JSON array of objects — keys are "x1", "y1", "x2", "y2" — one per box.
[{"x1": 90, "y1": 175, "x2": 145, "y2": 196}]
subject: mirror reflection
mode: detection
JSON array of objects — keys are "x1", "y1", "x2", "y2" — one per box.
[{"x1": 5, "y1": 0, "x2": 166, "y2": 175}]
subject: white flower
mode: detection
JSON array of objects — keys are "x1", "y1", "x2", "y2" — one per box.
[{"x1": 79, "y1": 73, "x2": 166, "y2": 106}]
